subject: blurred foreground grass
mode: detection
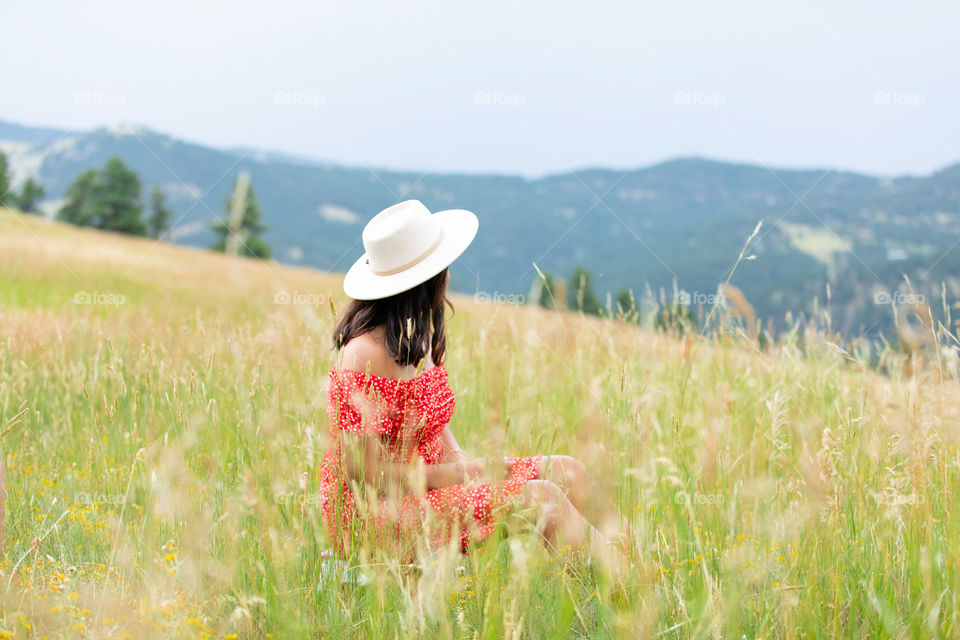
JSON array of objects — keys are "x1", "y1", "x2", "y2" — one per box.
[{"x1": 0, "y1": 208, "x2": 959, "y2": 638}]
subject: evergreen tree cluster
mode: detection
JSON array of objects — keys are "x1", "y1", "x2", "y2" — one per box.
[
  {"x1": 45, "y1": 155, "x2": 270, "y2": 258},
  {"x1": 55, "y1": 157, "x2": 176, "y2": 240},
  {"x1": 534, "y1": 266, "x2": 689, "y2": 329},
  {"x1": 58, "y1": 158, "x2": 150, "y2": 235},
  {"x1": 0, "y1": 151, "x2": 47, "y2": 213},
  {"x1": 533, "y1": 265, "x2": 639, "y2": 321}
]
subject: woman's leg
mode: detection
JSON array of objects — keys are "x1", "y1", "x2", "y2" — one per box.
[
  {"x1": 512, "y1": 479, "x2": 629, "y2": 582},
  {"x1": 535, "y1": 455, "x2": 633, "y2": 546}
]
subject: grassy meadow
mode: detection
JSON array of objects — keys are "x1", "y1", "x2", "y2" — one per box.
[{"x1": 1, "y1": 207, "x2": 959, "y2": 638}]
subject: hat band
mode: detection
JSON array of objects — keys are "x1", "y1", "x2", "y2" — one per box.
[{"x1": 370, "y1": 228, "x2": 446, "y2": 276}]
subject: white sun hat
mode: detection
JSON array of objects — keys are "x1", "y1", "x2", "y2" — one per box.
[{"x1": 342, "y1": 200, "x2": 479, "y2": 300}]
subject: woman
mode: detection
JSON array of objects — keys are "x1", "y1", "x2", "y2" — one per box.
[{"x1": 318, "y1": 200, "x2": 634, "y2": 577}]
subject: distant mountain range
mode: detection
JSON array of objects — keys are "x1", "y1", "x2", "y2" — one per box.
[{"x1": 2, "y1": 119, "x2": 958, "y2": 338}]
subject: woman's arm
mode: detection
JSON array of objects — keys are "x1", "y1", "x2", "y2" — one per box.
[
  {"x1": 439, "y1": 425, "x2": 468, "y2": 463},
  {"x1": 340, "y1": 432, "x2": 512, "y2": 496},
  {"x1": 340, "y1": 432, "x2": 478, "y2": 494},
  {"x1": 439, "y1": 425, "x2": 515, "y2": 478}
]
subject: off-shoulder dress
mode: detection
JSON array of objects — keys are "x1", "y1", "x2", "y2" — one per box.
[{"x1": 318, "y1": 363, "x2": 542, "y2": 560}]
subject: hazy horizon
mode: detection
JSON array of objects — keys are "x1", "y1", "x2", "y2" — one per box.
[
  {"x1": 2, "y1": 0, "x2": 957, "y2": 178},
  {"x1": 8, "y1": 116, "x2": 958, "y2": 182}
]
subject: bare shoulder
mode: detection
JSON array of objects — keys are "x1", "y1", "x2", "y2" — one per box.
[{"x1": 338, "y1": 329, "x2": 398, "y2": 378}]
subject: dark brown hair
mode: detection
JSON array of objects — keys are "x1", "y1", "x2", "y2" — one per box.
[{"x1": 332, "y1": 268, "x2": 454, "y2": 367}]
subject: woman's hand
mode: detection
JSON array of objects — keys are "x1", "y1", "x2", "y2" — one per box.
[
  {"x1": 444, "y1": 447, "x2": 468, "y2": 464},
  {"x1": 462, "y1": 457, "x2": 512, "y2": 487}
]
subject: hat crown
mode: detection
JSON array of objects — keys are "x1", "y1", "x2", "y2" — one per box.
[{"x1": 362, "y1": 200, "x2": 443, "y2": 275}]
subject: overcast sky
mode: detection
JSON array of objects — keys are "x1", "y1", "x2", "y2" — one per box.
[{"x1": 1, "y1": 0, "x2": 957, "y2": 177}]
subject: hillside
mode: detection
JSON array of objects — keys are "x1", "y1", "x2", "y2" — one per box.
[
  {"x1": 2, "y1": 119, "x2": 959, "y2": 339},
  {"x1": 1, "y1": 207, "x2": 958, "y2": 637}
]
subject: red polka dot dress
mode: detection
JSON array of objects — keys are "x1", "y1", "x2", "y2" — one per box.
[{"x1": 318, "y1": 363, "x2": 542, "y2": 562}]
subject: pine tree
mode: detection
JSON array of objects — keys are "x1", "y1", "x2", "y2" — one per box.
[
  {"x1": 536, "y1": 271, "x2": 561, "y2": 310},
  {"x1": 58, "y1": 158, "x2": 146, "y2": 235},
  {"x1": 17, "y1": 178, "x2": 45, "y2": 214},
  {"x1": 0, "y1": 152, "x2": 10, "y2": 207},
  {"x1": 148, "y1": 185, "x2": 173, "y2": 239},
  {"x1": 58, "y1": 169, "x2": 99, "y2": 226},
  {"x1": 615, "y1": 288, "x2": 638, "y2": 323},
  {"x1": 654, "y1": 301, "x2": 695, "y2": 335},
  {"x1": 96, "y1": 157, "x2": 146, "y2": 235},
  {"x1": 210, "y1": 177, "x2": 271, "y2": 259},
  {"x1": 567, "y1": 266, "x2": 603, "y2": 315}
]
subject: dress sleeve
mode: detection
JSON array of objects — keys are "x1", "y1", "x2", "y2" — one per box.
[{"x1": 327, "y1": 371, "x2": 401, "y2": 437}]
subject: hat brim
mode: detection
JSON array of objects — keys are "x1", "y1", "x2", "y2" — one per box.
[{"x1": 342, "y1": 209, "x2": 478, "y2": 300}]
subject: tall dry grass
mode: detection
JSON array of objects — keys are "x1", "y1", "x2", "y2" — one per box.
[{"x1": 0, "y1": 208, "x2": 959, "y2": 638}]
